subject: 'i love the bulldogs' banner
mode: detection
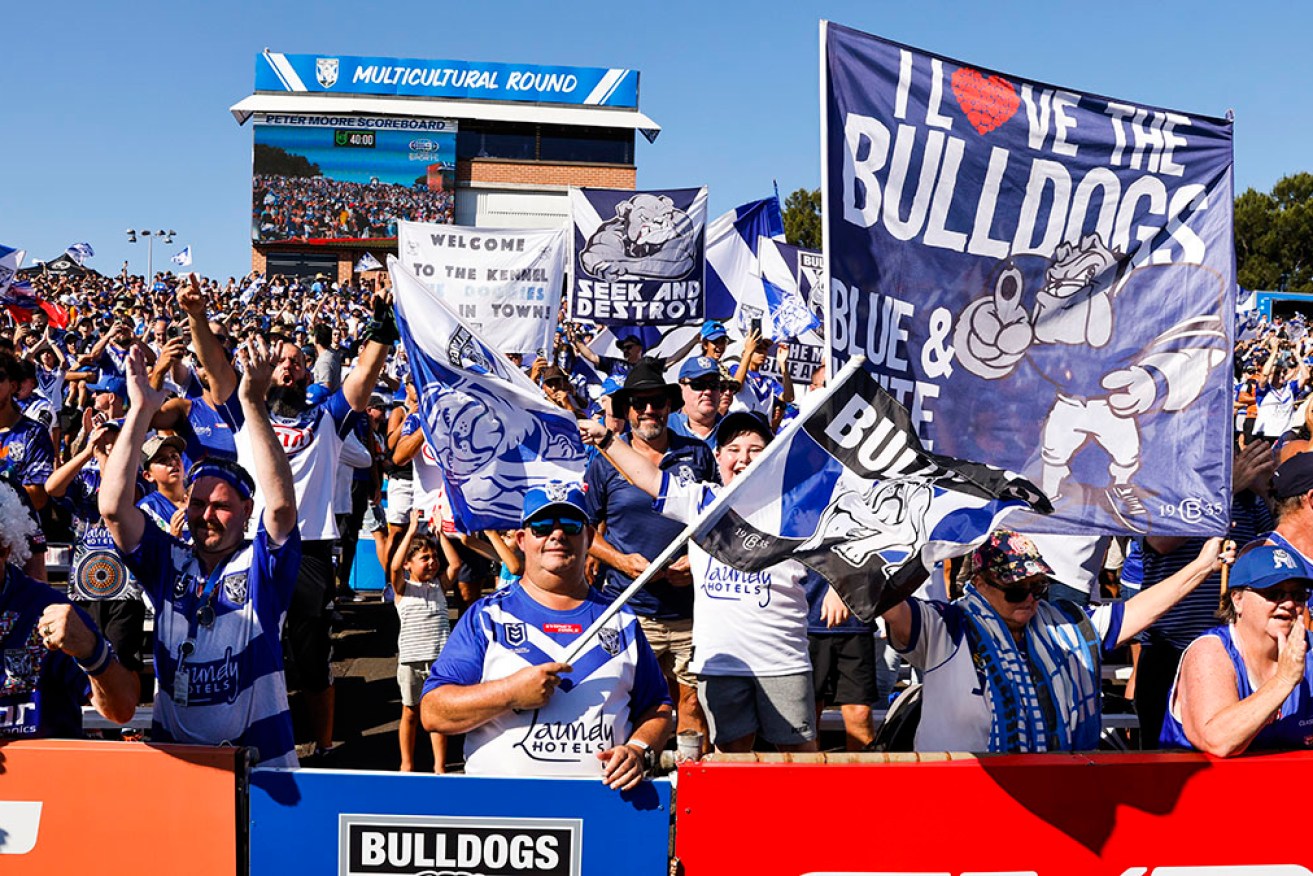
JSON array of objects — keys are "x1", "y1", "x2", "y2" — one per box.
[
  {"x1": 569, "y1": 186, "x2": 707, "y2": 326},
  {"x1": 823, "y1": 22, "x2": 1235, "y2": 536},
  {"x1": 397, "y1": 221, "x2": 567, "y2": 357}
]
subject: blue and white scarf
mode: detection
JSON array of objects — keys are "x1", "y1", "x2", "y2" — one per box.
[{"x1": 958, "y1": 585, "x2": 1103, "y2": 752}]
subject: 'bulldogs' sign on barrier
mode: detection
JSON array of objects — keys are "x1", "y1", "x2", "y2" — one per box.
[
  {"x1": 822, "y1": 22, "x2": 1235, "y2": 536},
  {"x1": 569, "y1": 187, "x2": 708, "y2": 325}
]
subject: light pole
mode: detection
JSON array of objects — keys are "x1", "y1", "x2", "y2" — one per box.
[{"x1": 125, "y1": 228, "x2": 176, "y2": 284}]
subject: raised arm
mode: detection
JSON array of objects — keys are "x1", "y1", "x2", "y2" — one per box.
[
  {"x1": 236, "y1": 337, "x2": 296, "y2": 544},
  {"x1": 577, "y1": 419, "x2": 662, "y2": 498},
  {"x1": 98, "y1": 347, "x2": 164, "y2": 554},
  {"x1": 390, "y1": 510, "x2": 422, "y2": 597},
  {"x1": 572, "y1": 334, "x2": 602, "y2": 366},
  {"x1": 776, "y1": 344, "x2": 796, "y2": 404},
  {"x1": 178, "y1": 274, "x2": 237, "y2": 403},
  {"x1": 342, "y1": 293, "x2": 397, "y2": 411},
  {"x1": 1117, "y1": 538, "x2": 1231, "y2": 646}
]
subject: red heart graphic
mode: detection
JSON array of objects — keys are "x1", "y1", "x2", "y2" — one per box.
[{"x1": 951, "y1": 67, "x2": 1020, "y2": 135}]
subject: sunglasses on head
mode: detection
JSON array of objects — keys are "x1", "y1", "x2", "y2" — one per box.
[
  {"x1": 527, "y1": 517, "x2": 586, "y2": 537},
  {"x1": 629, "y1": 394, "x2": 670, "y2": 411},
  {"x1": 988, "y1": 578, "x2": 1050, "y2": 604},
  {"x1": 684, "y1": 378, "x2": 723, "y2": 392},
  {"x1": 544, "y1": 378, "x2": 569, "y2": 390}
]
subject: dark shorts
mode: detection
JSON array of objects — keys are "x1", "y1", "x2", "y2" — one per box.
[
  {"x1": 809, "y1": 632, "x2": 877, "y2": 707},
  {"x1": 283, "y1": 538, "x2": 334, "y2": 693},
  {"x1": 74, "y1": 598, "x2": 145, "y2": 673}
]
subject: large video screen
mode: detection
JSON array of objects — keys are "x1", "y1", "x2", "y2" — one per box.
[{"x1": 252, "y1": 114, "x2": 457, "y2": 243}]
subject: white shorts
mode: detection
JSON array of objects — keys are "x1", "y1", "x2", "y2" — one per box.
[{"x1": 386, "y1": 477, "x2": 414, "y2": 526}]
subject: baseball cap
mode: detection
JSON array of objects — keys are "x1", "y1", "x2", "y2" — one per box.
[
  {"x1": 521, "y1": 482, "x2": 589, "y2": 527},
  {"x1": 966, "y1": 530, "x2": 1054, "y2": 585},
  {"x1": 715, "y1": 411, "x2": 773, "y2": 447},
  {"x1": 87, "y1": 375, "x2": 127, "y2": 398},
  {"x1": 141, "y1": 433, "x2": 186, "y2": 466},
  {"x1": 367, "y1": 392, "x2": 391, "y2": 409},
  {"x1": 618, "y1": 334, "x2": 643, "y2": 349},
  {"x1": 1229, "y1": 545, "x2": 1313, "y2": 592},
  {"x1": 600, "y1": 376, "x2": 624, "y2": 398},
  {"x1": 700, "y1": 320, "x2": 728, "y2": 341},
  {"x1": 679, "y1": 356, "x2": 721, "y2": 382},
  {"x1": 185, "y1": 458, "x2": 255, "y2": 501},
  {"x1": 1273, "y1": 452, "x2": 1313, "y2": 500}
]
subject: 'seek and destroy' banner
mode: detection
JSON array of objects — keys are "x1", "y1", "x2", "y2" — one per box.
[
  {"x1": 569, "y1": 186, "x2": 707, "y2": 326},
  {"x1": 823, "y1": 22, "x2": 1235, "y2": 536},
  {"x1": 398, "y1": 221, "x2": 566, "y2": 357}
]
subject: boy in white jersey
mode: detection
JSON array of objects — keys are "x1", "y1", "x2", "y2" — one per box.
[{"x1": 422, "y1": 483, "x2": 672, "y2": 789}]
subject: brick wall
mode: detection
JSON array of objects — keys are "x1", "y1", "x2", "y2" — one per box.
[
  {"x1": 457, "y1": 159, "x2": 635, "y2": 189},
  {"x1": 251, "y1": 249, "x2": 266, "y2": 276}
]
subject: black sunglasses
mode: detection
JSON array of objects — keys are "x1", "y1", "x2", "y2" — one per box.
[
  {"x1": 629, "y1": 394, "x2": 670, "y2": 411},
  {"x1": 988, "y1": 578, "x2": 1050, "y2": 604},
  {"x1": 527, "y1": 517, "x2": 586, "y2": 537},
  {"x1": 1253, "y1": 585, "x2": 1312, "y2": 604},
  {"x1": 684, "y1": 378, "x2": 723, "y2": 392}
]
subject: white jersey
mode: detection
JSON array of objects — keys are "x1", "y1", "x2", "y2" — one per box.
[
  {"x1": 424, "y1": 585, "x2": 669, "y2": 778},
  {"x1": 233, "y1": 388, "x2": 357, "y2": 542},
  {"x1": 654, "y1": 473, "x2": 811, "y2": 677}
]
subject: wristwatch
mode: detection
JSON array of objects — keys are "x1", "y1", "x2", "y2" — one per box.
[{"x1": 626, "y1": 738, "x2": 657, "y2": 775}]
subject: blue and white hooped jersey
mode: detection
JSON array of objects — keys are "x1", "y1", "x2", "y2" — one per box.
[
  {"x1": 122, "y1": 521, "x2": 301, "y2": 767},
  {"x1": 231, "y1": 387, "x2": 357, "y2": 541},
  {"x1": 424, "y1": 585, "x2": 669, "y2": 778}
]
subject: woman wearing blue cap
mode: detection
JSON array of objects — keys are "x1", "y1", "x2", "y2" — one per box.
[{"x1": 1162, "y1": 544, "x2": 1313, "y2": 756}]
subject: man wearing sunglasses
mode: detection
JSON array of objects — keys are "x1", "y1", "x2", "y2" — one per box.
[
  {"x1": 668, "y1": 357, "x2": 724, "y2": 450},
  {"x1": 422, "y1": 483, "x2": 673, "y2": 788},
  {"x1": 99, "y1": 340, "x2": 301, "y2": 767},
  {"x1": 880, "y1": 529, "x2": 1232, "y2": 753},
  {"x1": 584, "y1": 359, "x2": 716, "y2": 743}
]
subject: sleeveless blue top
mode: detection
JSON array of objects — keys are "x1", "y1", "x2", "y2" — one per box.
[{"x1": 1161, "y1": 624, "x2": 1313, "y2": 751}]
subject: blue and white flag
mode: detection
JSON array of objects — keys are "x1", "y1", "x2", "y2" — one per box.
[
  {"x1": 690, "y1": 358, "x2": 1050, "y2": 622},
  {"x1": 0, "y1": 245, "x2": 23, "y2": 296},
  {"x1": 64, "y1": 242, "x2": 94, "y2": 266},
  {"x1": 389, "y1": 256, "x2": 586, "y2": 532},
  {"x1": 755, "y1": 238, "x2": 826, "y2": 386},
  {"x1": 823, "y1": 22, "x2": 1234, "y2": 536},
  {"x1": 398, "y1": 221, "x2": 567, "y2": 357},
  {"x1": 704, "y1": 197, "x2": 785, "y2": 321},
  {"x1": 355, "y1": 252, "x2": 384, "y2": 272},
  {"x1": 170, "y1": 246, "x2": 192, "y2": 267},
  {"x1": 569, "y1": 186, "x2": 707, "y2": 326}
]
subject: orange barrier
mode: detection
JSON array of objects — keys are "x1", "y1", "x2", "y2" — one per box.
[
  {"x1": 0, "y1": 740, "x2": 243, "y2": 875},
  {"x1": 674, "y1": 751, "x2": 1313, "y2": 876}
]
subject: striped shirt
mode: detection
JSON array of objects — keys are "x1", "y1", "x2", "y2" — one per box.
[
  {"x1": 396, "y1": 575, "x2": 450, "y2": 663},
  {"x1": 1140, "y1": 492, "x2": 1272, "y2": 649},
  {"x1": 122, "y1": 520, "x2": 302, "y2": 767}
]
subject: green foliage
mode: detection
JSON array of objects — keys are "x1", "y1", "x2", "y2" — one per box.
[
  {"x1": 253, "y1": 143, "x2": 322, "y2": 178},
  {"x1": 1236, "y1": 172, "x2": 1313, "y2": 293},
  {"x1": 783, "y1": 187, "x2": 822, "y2": 250}
]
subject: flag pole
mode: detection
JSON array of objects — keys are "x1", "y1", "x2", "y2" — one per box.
[{"x1": 562, "y1": 353, "x2": 869, "y2": 664}]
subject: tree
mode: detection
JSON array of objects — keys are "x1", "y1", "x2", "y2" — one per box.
[
  {"x1": 1235, "y1": 172, "x2": 1313, "y2": 293},
  {"x1": 783, "y1": 187, "x2": 821, "y2": 250}
]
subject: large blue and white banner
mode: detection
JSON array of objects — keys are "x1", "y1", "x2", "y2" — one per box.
[
  {"x1": 256, "y1": 51, "x2": 639, "y2": 108},
  {"x1": 398, "y1": 221, "x2": 567, "y2": 357},
  {"x1": 823, "y1": 22, "x2": 1235, "y2": 536},
  {"x1": 390, "y1": 256, "x2": 586, "y2": 532},
  {"x1": 755, "y1": 238, "x2": 826, "y2": 386},
  {"x1": 569, "y1": 186, "x2": 707, "y2": 326}
]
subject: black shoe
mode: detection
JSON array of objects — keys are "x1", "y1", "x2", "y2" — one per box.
[{"x1": 1107, "y1": 484, "x2": 1149, "y2": 533}]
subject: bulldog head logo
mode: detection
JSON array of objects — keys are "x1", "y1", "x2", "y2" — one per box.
[{"x1": 316, "y1": 57, "x2": 339, "y2": 89}]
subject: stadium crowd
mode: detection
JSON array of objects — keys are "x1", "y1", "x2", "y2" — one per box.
[
  {"x1": 5, "y1": 262, "x2": 1313, "y2": 778},
  {"x1": 252, "y1": 174, "x2": 455, "y2": 241}
]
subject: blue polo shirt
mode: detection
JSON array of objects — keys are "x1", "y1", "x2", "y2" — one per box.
[
  {"x1": 666, "y1": 411, "x2": 721, "y2": 451},
  {"x1": 584, "y1": 432, "x2": 716, "y2": 620}
]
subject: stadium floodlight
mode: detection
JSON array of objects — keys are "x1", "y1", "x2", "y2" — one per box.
[
  {"x1": 127, "y1": 225, "x2": 178, "y2": 282},
  {"x1": 126, "y1": 230, "x2": 137, "y2": 243}
]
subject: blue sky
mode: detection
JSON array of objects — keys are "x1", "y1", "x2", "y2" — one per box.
[{"x1": 4, "y1": 1, "x2": 1309, "y2": 279}]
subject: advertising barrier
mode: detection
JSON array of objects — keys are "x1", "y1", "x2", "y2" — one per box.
[
  {"x1": 249, "y1": 768, "x2": 672, "y2": 876},
  {"x1": 674, "y1": 752, "x2": 1313, "y2": 876},
  {"x1": 0, "y1": 739, "x2": 243, "y2": 874}
]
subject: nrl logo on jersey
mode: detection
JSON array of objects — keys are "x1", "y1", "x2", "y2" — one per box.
[
  {"x1": 504, "y1": 622, "x2": 527, "y2": 648},
  {"x1": 315, "y1": 57, "x2": 339, "y2": 88}
]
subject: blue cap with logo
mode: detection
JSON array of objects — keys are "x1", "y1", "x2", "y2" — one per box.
[
  {"x1": 87, "y1": 375, "x2": 128, "y2": 398},
  {"x1": 521, "y1": 482, "x2": 589, "y2": 527},
  {"x1": 700, "y1": 320, "x2": 728, "y2": 341},
  {"x1": 1229, "y1": 544, "x2": 1313, "y2": 592},
  {"x1": 679, "y1": 356, "x2": 721, "y2": 382}
]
